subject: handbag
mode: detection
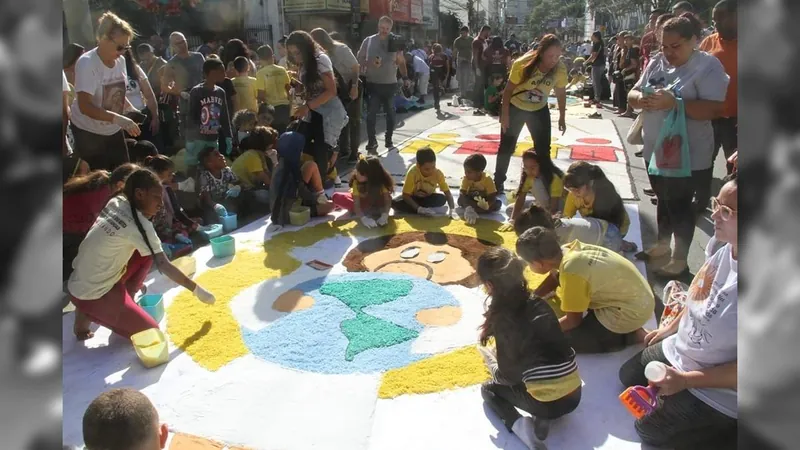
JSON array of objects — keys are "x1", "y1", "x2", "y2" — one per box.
[
  {"x1": 648, "y1": 97, "x2": 692, "y2": 178},
  {"x1": 626, "y1": 113, "x2": 644, "y2": 145}
]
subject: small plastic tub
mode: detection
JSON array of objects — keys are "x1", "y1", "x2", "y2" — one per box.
[
  {"x1": 289, "y1": 206, "x2": 310, "y2": 226},
  {"x1": 172, "y1": 256, "x2": 196, "y2": 278},
  {"x1": 131, "y1": 328, "x2": 169, "y2": 368},
  {"x1": 221, "y1": 213, "x2": 238, "y2": 232},
  {"x1": 138, "y1": 294, "x2": 165, "y2": 323},
  {"x1": 199, "y1": 223, "x2": 223, "y2": 240},
  {"x1": 210, "y1": 235, "x2": 236, "y2": 258}
]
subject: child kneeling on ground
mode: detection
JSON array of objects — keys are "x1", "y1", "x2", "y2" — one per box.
[
  {"x1": 197, "y1": 147, "x2": 244, "y2": 226},
  {"x1": 332, "y1": 155, "x2": 393, "y2": 228},
  {"x1": 392, "y1": 146, "x2": 457, "y2": 218},
  {"x1": 68, "y1": 168, "x2": 215, "y2": 341},
  {"x1": 477, "y1": 247, "x2": 581, "y2": 449},
  {"x1": 83, "y1": 388, "x2": 168, "y2": 450},
  {"x1": 459, "y1": 153, "x2": 501, "y2": 224},
  {"x1": 514, "y1": 204, "x2": 624, "y2": 253},
  {"x1": 516, "y1": 227, "x2": 653, "y2": 354},
  {"x1": 231, "y1": 126, "x2": 277, "y2": 213}
]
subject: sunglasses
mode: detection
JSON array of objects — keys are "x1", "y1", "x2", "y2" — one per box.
[
  {"x1": 106, "y1": 37, "x2": 131, "y2": 52},
  {"x1": 710, "y1": 197, "x2": 736, "y2": 221}
]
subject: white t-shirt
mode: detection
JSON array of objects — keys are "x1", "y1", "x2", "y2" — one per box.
[
  {"x1": 68, "y1": 196, "x2": 163, "y2": 301},
  {"x1": 70, "y1": 48, "x2": 128, "y2": 136},
  {"x1": 62, "y1": 70, "x2": 68, "y2": 92},
  {"x1": 412, "y1": 55, "x2": 430, "y2": 75},
  {"x1": 126, "y1": 65, "x2": 148, "y2": 111},
  {"x1": 663, "y1": 237, "x2": 738, "y2": 418}
]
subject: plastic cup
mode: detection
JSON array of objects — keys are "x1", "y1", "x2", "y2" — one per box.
[{"x1": 644, "y1": 361, "x2": 667, "y2": 383}]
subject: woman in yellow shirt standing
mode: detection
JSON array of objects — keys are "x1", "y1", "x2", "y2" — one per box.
[
  {"x1": 494, "y1": 34, "x2": 568, "y2": 193},
  {"x1": 561, "y1": 161, "x2": 637, "y2": 252},
  {"x1": 516, "y1": 227, "x2": 654, "y2": 354}
]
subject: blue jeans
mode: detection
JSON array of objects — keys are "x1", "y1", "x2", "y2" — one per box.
[{"x1": 603, "y1": 223, "x2": 624, "y2": 252}]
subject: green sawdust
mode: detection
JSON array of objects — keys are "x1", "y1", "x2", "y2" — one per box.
[{"x1": 341, "y1": 312, "x2": 419, "y2": 361}]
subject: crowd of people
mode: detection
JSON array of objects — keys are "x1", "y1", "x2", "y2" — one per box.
[{"x1": 63, "y1": 1, "x2": 738, "y2": 448}]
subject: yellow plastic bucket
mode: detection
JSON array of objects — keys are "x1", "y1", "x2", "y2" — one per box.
[{"x1": 131, "y1": 329, "x2": 169, "y2": 369}]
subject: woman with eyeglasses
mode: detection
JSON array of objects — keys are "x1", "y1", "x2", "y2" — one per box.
[
  {"x1": 618, "y1": 173, "x2": 738, "y2": 449},
  {"x1": 69, "y1": 11, "x2": 141, "y2": 172},
  {"x1": 629, "y1": 16, "x2": 729, "y2": 277}
]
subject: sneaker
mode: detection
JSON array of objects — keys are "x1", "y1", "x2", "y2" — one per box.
[
  {"x1": 334, "y1": 176, "x2": 342, "y2": 188},
  {"x1": 366, "y1": 141, "x2": 378, "y2": 151},
  {"x1": 634, "y1": 150, "x2": 643, "y2": 158},
  {"x1": 385, "y1": 138, "x2": 394, "y2": 149},
  {"x1": 643, "y1": 187, "x2": 655, "y2": 196},
  {"x1": 533, "y1": 416, "x2": 550, "y2": 441}
]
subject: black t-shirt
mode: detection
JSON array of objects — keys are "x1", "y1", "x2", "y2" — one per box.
[{"x1": 591, "y1": 41, "x2": 605, "y2": 66}]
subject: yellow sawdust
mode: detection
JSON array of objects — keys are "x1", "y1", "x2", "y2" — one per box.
[
  {"x1": 378, "y1": 346, "x2": 491, "y2": 398},
  {"x1": 514, "y1": 142, "x2": 564, "y2": 158},
  {"x1": 399, "y1": 137, "x2": 455, "y2": 154},
  {"x1": 166, "y1": 216, "x2": 550, "y2": 372}
]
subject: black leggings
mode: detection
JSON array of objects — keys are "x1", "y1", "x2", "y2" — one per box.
[
  {"x1": 649, "y1": 173, "x2": 696, "y2": 261},
  {"x1": 431, "y1": 69, "x2": 446, "y2": 108},
  {"x1": 619, "y1": 342, "x2": 738, "y2": 449},
  {"x1": 494, "y1": 104, "x2": 551, "y2": 189},
  {"x1": 304, "y1": 111, "x2": 333, "y2": 179},
  {"x1": 481, "y1": 382, "x2": 581, "y2": 431},
  {"x1": 565, "y1": 310, "x2": 639, "y2": 354},
  {"x1": 391, "y1": 193, "x2": 447, "y2": 214}
]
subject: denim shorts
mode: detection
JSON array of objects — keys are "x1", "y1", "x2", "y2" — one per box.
[{"x1": 603, "y1": 223, "x2": 624, "y2": 252}]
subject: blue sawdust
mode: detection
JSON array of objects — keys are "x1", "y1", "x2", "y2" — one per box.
[{"x1": 241, "y1": 273, "x2": 459, "y2": 374}]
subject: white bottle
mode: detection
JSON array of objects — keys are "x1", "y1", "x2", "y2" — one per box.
[{"x1": 644, "y1": 361, "x2": 667, "y2": 383}]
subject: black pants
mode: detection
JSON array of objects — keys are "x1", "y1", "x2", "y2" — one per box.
[
  {"x1": 649, "y1": 173, "x2": 696, "y2": 261},
  {"x1": 272, "y1": 104, "x2": 291, "y2": 135},
  {"x1": 392, "y1": 193, "x2": 447, "y2": 214},
  {"x1": 431, "y1": 69, "x2": 446, "y2": 109},
  {"x1": 613, "y1": 78, "x2": 635, "y2": 110},
  {"x1": 692, "y1": 117, "x2": 738, "y2": 212},
  {"x1": 70, "y1": 125, "x2": 129, "y2": 172},
  {"x1": 366, "y1": 82, "x2": 397, "y2": 144},
  {"x1": 619, "y1": 341, "x2": 738, "y2": 449},
  {"x1": 304, "y1": 111, "x2": 333, "y2": 180},
  {"x1": 473, "y1": 69, "x2": 488, "y2": 107},
  {"x1": 565, "y1": 310, "x2": 639, "y2": 354},
  {"x1": 481, "y1": 382, "x2": 581, "y2": 431},
  {"x1": 339, "y1": 85, "x2": 362, "y2": 158},
  {"x1": 494, "y1": 105, "x2": 551, "y2": 189}
]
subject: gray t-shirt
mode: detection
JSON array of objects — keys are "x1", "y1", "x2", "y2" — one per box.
[
  {"x1": 555, "y1": 217, "x2": 621, "y2": 252},
  {"x1": 663, "y1": 238, "x2": 738, "y2": 418},
  {"x1": 634, "y1": 51, "x2": 729, "y2": 171},
  {"x1": 167, "y1": 51, "x2": 206, "y2": 92},
  {"x1": 330, "y1": 43, "x2": 359, "y2": 85},
  {"x1": 357, "y1": 34, "x2": 400, "y2": 85}
]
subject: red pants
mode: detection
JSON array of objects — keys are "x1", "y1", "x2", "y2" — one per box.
[
  {"x1": 71, "y1": 251, "x2": 158, "y2": 339},
  {"x1": 332, "y1": 192, "x2": 382, "y2": 213}
]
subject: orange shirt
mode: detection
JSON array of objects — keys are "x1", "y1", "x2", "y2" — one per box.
[{"x1": 700, "y1": 33, "x2": 737, "y2": 118}]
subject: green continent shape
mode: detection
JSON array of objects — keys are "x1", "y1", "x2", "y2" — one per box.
[
  {"x1": 320, "y1": 279, "x2": 413, "y2": 312},
  {"x1": 341, "y1": 312, "x2": 419, "y2": 361}
]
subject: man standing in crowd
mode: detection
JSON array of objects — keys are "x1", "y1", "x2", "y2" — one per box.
[
  {"x1": 472, "y1": 25, "x2": 491, "y2": 110},
  {"x1": 453, "y1": 26, "x2": 473, "y2": 101},
  {"x1": 137, "y1": 44, "x2": 167, "y2": 97},
  {"x1": 671, "y1": 0, "x2": 694, "y2": 16},
  {"x1": 696, "y1": 0, "x2": 738, "y2": 211},
  {"x1": 504, "y1": 33, "x2": 521, "y2": 53},
  {"x1": 640, "y1": 9, "x2": 665, "y2": 71},
  {"x1": 357, "y1": 15, "x2": 410, "y2": 153},
  {"x1": 162, "y1": 32, "x2": 205, "y2": 141},
  {"x1": 277, "y1": 36, "x2": 289, "y2": 68}
]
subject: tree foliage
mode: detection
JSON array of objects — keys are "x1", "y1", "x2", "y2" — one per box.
[{"x1": 526, "y1": 0, "x2": 585, "y2": 38}]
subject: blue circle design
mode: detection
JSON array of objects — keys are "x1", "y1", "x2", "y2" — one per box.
[{"x1": 241, "y1": 273, "x2": 460, "y2": 374}]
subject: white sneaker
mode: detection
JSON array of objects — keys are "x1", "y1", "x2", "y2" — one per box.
[{"x1": 511, "y1": 416, "x2": 548, "y2": 450}]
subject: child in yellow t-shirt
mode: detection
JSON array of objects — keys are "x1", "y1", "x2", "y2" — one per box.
[
  {"x1": 231, "y1": 56, "x2": 259, "y2": 113},
  {"x1": 560, "y1": 161, "x2": 637, "y2": 252},
  {"x1": 332, "y1": 156, "x2": 394, "y2": 228},
  {"x1": 459, "y1": 154, "x2": 501, "y2": 224},
  {"x1": 231, "y1": 126, "x2": 277, "y2": 190},
  {"x1": 508, "y1": 150, "x2": 565, "y2": 223},
  {"x1": 516, "y1": 227, "x2": 653, "y2": 354},
  {"x1": 392, "y1": 146, "x2": 456, "y2": 217},
  {"x1": 255, "y1": 45, "x2": 291, "y2": 132}
]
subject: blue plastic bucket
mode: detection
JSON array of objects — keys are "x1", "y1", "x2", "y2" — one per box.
[
  {"x1": 221, "y1": 213, "x2": 238, "y2": 233},
  {"x1": 138, "y1": 294, "x2": 165, "y2": 323},
  {"x1": 199, "y1": 223, "x2": 223, "y2": 240},
  {"x1": 210, "y1": 235, "x2": 236, "y2": 258}
]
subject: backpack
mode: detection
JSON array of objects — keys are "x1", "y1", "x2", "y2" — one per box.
[{"x1": 333, "y1": 66, "x2": 352, "y2": 106}]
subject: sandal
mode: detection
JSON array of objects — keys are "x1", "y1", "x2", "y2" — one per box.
[
  {"x1": 621, "y1": 240, "x2": 638, "y2": 252},
  {"x1": 654, "y1": 259, "x2": 689, "y2": 278},
  {"x1": 635, "y1": 243, "x2": 670, "y2": 261}
]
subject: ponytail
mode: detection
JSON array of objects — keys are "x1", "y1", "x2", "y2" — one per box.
[{"x1": 121, "y1": 169, "x2": 162, "y2": 266}]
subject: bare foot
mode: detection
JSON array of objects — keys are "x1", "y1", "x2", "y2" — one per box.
[{"x1": 73, "y1": 311, "x2": 94, "y2": 341}]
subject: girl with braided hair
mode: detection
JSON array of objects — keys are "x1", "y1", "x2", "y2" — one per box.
[{"x1": 68, "y1": 167, "x2": 216, "y2": 341}]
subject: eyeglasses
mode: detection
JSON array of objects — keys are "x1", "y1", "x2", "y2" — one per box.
[
  {"x1": 710, "y1": 197, "x2": 736, "y2": 221},
  {"x1": 106, "y1": 36, "x2": 131, "y2": 52}
]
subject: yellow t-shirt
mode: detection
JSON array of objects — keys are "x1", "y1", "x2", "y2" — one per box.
[
  {"x1": 460, "y1": 172, "x2": 497, "y2": 197},
  {"x1": 255, "y1": 64, "x2": 291, "y2": 107},
  {"x1": 557, "y1": 241, "x2": 654, "y2": 334},
  {"x1": 563, "y1": 191, "x2": 630, "y2": 235},
  {"x1": 232, "y1": 76, "x2": 259, "y2": 113},
  {"x1": 402, "y1": 165, "x2": 449, "y2": 196},
  {"x1": 300, "y1": 153, "x2": 337, "y2": 180},
  {"x1": 231, "y1": 149, "x2": 267, "y2": 189},
  {"x1": 509, "y1": 56, "x2": 568, "y2": 111},
  {"x1": 522, "y1": 173, "x2": 564, "y2": 199}
]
